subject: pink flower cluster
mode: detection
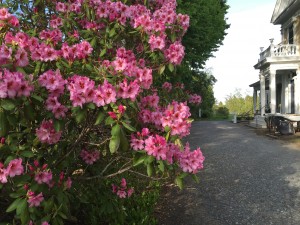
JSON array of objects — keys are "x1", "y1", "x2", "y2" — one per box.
[
  {"x1": 189, "y1": 94, "x2": 202, "y2": 105},
  {"x1": 0, "y1": 70, "x2": 34, "y2": 98},
  {"x1": 179, "y1": 143, "x2": 205, "y2": 174},
  {"x1": 61, "y1": 41, "x2": 93, "y2": 61},
  {"x1": 130, "y1": 130, "x2": 205, "y2": 173},
  {"x1": 36, "y1": 120, "x2": 62, "y2": 144},
  {"x1": 162, "y1": 82, "x2": 172, "y2": 92},
  {"x1": 112, "y1": 178, "x2": 134, "y2": 198},
  {"x1": 32, "y1": 164, "x2": 53, "y2": 185},
  {"x1": 138, "y1": 98, "x2": 191, "y2": 138},
  {"x1": 164, "y1": 41, "x2": 185, "y2": 65},
  {"x1": 39, "y1": 69, "x2": 68, "y2": 118},
  {"x1": 27, "y1": 190, "x2": 44, "y2": 207},
  {"x1": 80, "y1": 149, "x2": 100, "y2": 165},
  {"x1": 0, "y1": 8, "x2": 19, "y2": 27},
  {"x1": 161, "y1": 101, "x2": 191, "y2": 137},
  {"x1": 55, "y1": 0, "x2": 188, "y2": 64},
  {"x1": 0, "y1": 158, "x2": 24, "y2": 184}
]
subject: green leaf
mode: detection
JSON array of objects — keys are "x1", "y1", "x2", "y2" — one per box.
[
  {"x1": 16, "y1": 198, "x2": 27, "y2": 216},
  {"x1": 133, "y1": 155, "x2": 146, "y2": 167},
  {"x1": 158, "y1": 160, "x2": 164, "y2": 172},
  {"x1": 44, "y1": 197, "x2": 54, "y2": 213},
  {"x1": 6, "y1": 198, "x2": 22, "y2": 212},
  {"x1": 74, "y1": 108, "x2": 87, "y2": 124},
  {"x1": 109, "y1": 28, "x2": 116, "y2": 37},
  {"x1": 105, "y1": 116, "x2": 115, "y2": 126},
  {"x1": 1, "y1": 99, "x2": 16, "y2": 110},
  {"x1": 31, "y1": 94, "x2": 44, "y2": 102},
  {"x1": 109, "y1": 135, "x2": 120, "y2": 153},
  {"x1": 54, "y1": 119, "x2": 64, "y2": 132},
  {"x1": 20, "y1": 205, "x2": 30, "y2": 224},
  {"x1": 90, "y1": 37, "x2": 97, "y2": 47},
  {"x1": 87, "y1": 103, "x2": 96, "y2": 110},
  {"x1": 100, "y1": 48, "x2": 106, "y2": 57},
  {"x1": 94, "y1": 112, "x2": 105, "y2": 125},
  {"x1": 168, "y1": 63, "x2": 174, "y2": 72},
  {"x1": 147, "y1": 163, "x2": 153, "y2": 177},
  {"x1": 175, "y1": 176, "x2": 183, "y2": 190},
  {"x1": 120, "y1": 128, "x2": 129, "y2": 151},
  {"x1": 111, "y1": 124, "x2": 121, "y2": 136},
  {"x1": 121, "y1": 121, "x2": 136, "y2": 132},
  {"x1": 192, "y1": 174, "x2": 200, "y2": 183},
  {"x1": 20, "y1": 151, "x2": 35, "y2": 158},
  {"x1": 159, "y1": 65, "x2": 165, "y2": 75}
]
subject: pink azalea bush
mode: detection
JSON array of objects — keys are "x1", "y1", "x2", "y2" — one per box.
[{"x1": 0, "y1": 0, "x2": 204, "y2": 224}]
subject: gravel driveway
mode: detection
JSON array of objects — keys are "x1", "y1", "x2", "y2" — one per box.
[{"x1": 157, "y1": 121, "x2": 300, "y2": 225}]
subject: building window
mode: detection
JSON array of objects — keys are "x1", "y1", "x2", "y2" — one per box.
[{"x1": 288, "y1": 24, "x2": 294, "y2": 44}]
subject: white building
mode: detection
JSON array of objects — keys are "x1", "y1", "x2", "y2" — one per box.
[{"x1": 250, "y1": 0, "x2": 300, "y2": 127}]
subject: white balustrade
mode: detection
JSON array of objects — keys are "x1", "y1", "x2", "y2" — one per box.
[{"x1": 258, "y1": 44, "x2": 298, "y2": 62}]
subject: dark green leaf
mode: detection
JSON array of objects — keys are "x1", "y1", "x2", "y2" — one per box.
[
  {"x1": 147, "y1": 163, "x2": 153, "y2": 177},
  {"x1": 94, "y1": 112, "x2": 105, "y2": 125},
  {"x1": 109, "y1": 135, "x2": 120, "y2": 153},
  {"x1": 16, "y1": 198, "x2": 27, "y2": 216},
  {"x1": 20, "y1": 151, "x2": 35, "y2": 158},
  {"x1": 1, "y1": 99, "x2": 16, "y2": 110},
  {"x1": 175, "y1": 176, "x2": 183, "y2": 190},
  {"x1": 168, "y1": 63, "x2": 174, "y2": 72},
  {"x1": 121, "y1": 122, "x2": 136, "y2": 132},
  {"x1": 6, "y1": 198, "x2": 22, "y2": 212},
  {"x1": 111, "y1": 124, "x2": 121, "y2": 136},
  {"x1": 133, "y1": 155, "x2": 146, "y2": 167},
  {"x1": 158, "y1": 160, "x2": 164, "y2": 172}
]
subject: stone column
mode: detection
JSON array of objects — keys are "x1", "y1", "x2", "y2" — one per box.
[
  {"x1": 269, "y1": 69, "x2": 276, "y2": 114},
  {"x1": 253, "y1": 89, "x2": 257, "y2": 114},
  {"x1": 260, "y1": 73, "x2": 266, "y2": 116}
]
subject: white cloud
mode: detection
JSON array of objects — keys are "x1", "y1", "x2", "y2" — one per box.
[{"x1": 205, "y1": 3, "x2": 281, "y2": 103}]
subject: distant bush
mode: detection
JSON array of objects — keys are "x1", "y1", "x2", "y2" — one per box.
[{"x1": 216, "y1": 107, "x2": 229, "y2": 119}]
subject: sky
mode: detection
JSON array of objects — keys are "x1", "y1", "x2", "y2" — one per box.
[{"x1": 205, "y1": 0, "x2": 281, "y2": 103}]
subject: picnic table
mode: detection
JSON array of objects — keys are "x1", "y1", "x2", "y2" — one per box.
[{"x1": 264, "y1": 114, "x2": 300, "y2": 135}]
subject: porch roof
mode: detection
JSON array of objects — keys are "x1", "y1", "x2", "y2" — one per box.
[{"x1": 249, "y1": 81, "x2": 260, "y2": 88}]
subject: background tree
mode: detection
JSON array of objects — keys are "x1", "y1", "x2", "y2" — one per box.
[
  {"x1": 172, "y1": 0, "x2": 230, "y2": 118},
  {"x1": 225, "y1": 89, "x2": 254, "y2": 116}
]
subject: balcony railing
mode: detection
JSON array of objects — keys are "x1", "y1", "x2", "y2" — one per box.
[{"x1": 259, "y1": 44, "x2": 298, "y2": 62}]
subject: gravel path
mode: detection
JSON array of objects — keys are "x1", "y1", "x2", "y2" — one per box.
[{"x1": 157, "y1": 121, "x2": 300, "y2": 225}]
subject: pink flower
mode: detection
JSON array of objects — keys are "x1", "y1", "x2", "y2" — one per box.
[
  {"x1": 14, "y1": 48, "x2": 29, "y2": 67},
  {"x1": 7, "y1": 158, "x2": 24, "y2": 177},
  {"x1": 108, "y1": 111, "x2": 117, "y2": 120},
  {"x1": 162, "y1": 82, "x2": 172, "y2": 92},
  {"x1": 80, "y1": 149, "x2": 100, "y2": 165},
  {"x1": 41, "y1": 222, "x2": 50, "y2": 225},
  {"x1": 27, "y1": 191, "x2": 44, "y2": 207},
  {"x1": 130, "y1": 134, "x2": 144, "y2": 150},
  {"x1": 179, "y1": 143, "x2": 205, "y2": 174},
  {"x1": 149, "y1": 35, "x2": 165, "y2": 51},
  {"x1": 34, "y1": 171, "x2": 53, "y2": 184},
  {"x1": 144, "y1": 135, "x2": 168, "y2": 160},
  {"x1": 117, "y1": 190, "x2": 127, "y2": 198},
  {"x1": 121, "y1": 178, "x2": 126, "y2": 188},
  {"x1": 113, "y1": 57, "x2": 127, "y2": 71},
  {"x1": 164, "y1": 41, "x2": 185, "y2": 65},
  {"x1": 189, "y1": 94, "x2": 202, "y2": 105},
  {"x1": 0, "y1": 167, "x2": 8, "y2": 183},
  {"x1": 65, "y1": 177, "x2": 72, "y2": 189},
  {"x1": 36, "y1": 120, "x2": 62, "y2": 144},
  {"x1": 0, "y1": 8, "x2": 10, "y2": 20}
]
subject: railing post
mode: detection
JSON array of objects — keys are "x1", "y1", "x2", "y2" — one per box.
[{"x1": 269, "y1": 38, "x2": 274, "y2": 57}]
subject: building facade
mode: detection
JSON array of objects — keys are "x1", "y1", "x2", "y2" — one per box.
[{"x1": 251, "y1": 0, "x2": 300, "y2": 119}]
